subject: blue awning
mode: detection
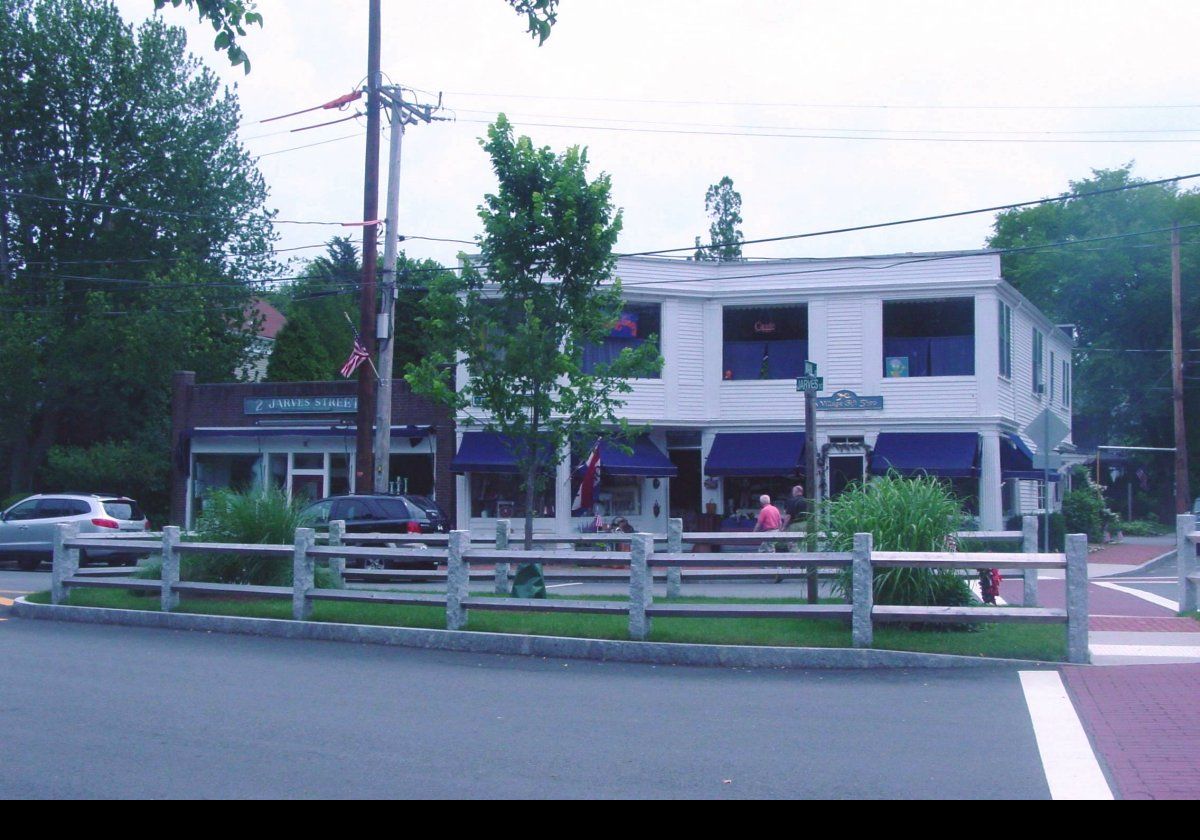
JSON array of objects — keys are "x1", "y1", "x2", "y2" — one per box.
[
  {"x1": 191, "y1": 425, "x2": 431, "y2": 439},
  {"x1": 1001, "y1": 433, "x2": 1062, "y2": 482},
  {"x1": 870, "y1": 432, "x2": 979, "y2": 478},
  {"x1": 704, "y1": 432, "x2": 807, "y2": 477},
  {"x1": 577, "y1": 436, "x2": 677, "y2": 478},
  {"x1": 450, "y1": 431, "x2": 555, "y2": 474}
]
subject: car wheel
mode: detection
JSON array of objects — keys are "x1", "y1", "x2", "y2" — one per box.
[{"x1": 17, "y1": 555, "x2": 41, "y2": 572}]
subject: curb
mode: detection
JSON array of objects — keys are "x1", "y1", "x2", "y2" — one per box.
[{"x1": 12, "y1": 597, "x2": 1055, "y2": 670}]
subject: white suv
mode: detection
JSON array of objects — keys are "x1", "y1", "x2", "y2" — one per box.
[{"x1": 0, "y1": 494, "x2": 150, "y2": 571}]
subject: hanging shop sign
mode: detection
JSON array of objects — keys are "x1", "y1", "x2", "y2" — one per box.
[{"x1": 815, "y1": 389, "x2": 884, "y2": 410}]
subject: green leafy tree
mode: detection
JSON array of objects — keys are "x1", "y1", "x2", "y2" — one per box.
[
  {"x1": 693, "y1": 175, "x2": 745, "y2": 261},
  {"x1": 266, "y1": 311, "x2": 335, "y2": 382},
  {"x1": 269, "y1": 237, "x2": 453, "y2": 381},
  {"x1": 408, "y1": 115, "x2": 661, "y2": 563},
  {"x1": 0, "y1": 0, "x2": 274, "y2": 494},
  {"x1": 154, "y1": 0, "x2": 262, "y2": 71},
  {"x1": 153, "y1": 0, "x2": 558, "y2": 71},
  {"x1": 987, "y1": 166, "x2": 1200, "y2": 491}
]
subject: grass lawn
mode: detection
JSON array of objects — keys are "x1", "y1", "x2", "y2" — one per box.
[{"x1": 26, "y1": 588, "x2": 1067, "y2": 661}]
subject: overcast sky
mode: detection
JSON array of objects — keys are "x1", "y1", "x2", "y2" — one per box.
[{"x1": 116, "y1": 0, "x2": 1200, "y2": 271}]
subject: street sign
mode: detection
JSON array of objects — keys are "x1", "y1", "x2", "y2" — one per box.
[
  {"x1": 804, "y1": 360, "x2": 818, "y2": 376},
  {"x1": 1023, "y1": 408, "x2": 1070, "y2": 471},
  {"x1": 795, "y1": 376, "x2": 824, "y2": 392}
]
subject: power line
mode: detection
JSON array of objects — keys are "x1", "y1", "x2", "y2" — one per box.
[
  {"x1": 451, "y1": 107, "x2": 1200, "y2": 139},
  {"x1": 457, "y1": 116, "x2": 1200, "y2": 145},
  {"x1": 619, "y1": 172, "x2": 1200, "y2": 259},
  {"x1": 441, "y1": 89, "x2": 1200, "y2": 112}
]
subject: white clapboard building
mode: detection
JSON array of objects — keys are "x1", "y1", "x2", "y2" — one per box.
[{"x1": 450, "y1": 250, "x2": 1073, "y2": 536}]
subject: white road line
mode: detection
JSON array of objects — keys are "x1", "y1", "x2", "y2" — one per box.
[
  {"x1": 546, "y1": 583, "x2": 583, "y2": 589},
  {"x1": 1089, "y1": 644, "x2": 1200, "y2": 659},
  {"x1": 1093, "y1": 581, "x2": 1179, "y2": 613},
  {"x1": 1019, "y1": 671, "x2": 1113, "y2": 801}
]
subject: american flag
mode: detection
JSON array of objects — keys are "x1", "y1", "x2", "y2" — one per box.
[
  {"x1": 339, "y1": 337, "x2": 370, "y2": 378},
  {"x1": 572, "y1": 441, "x2": 602, "y2": 513}
]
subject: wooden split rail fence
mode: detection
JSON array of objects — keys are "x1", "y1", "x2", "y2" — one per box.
[{"x1": 50, "y1": 514, "x2": 1089, "y2": 662}]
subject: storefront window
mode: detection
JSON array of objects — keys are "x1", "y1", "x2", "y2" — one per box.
[
  {"x1": 580, "y1": 303, "x2": 662, "y2": 378},
  {"x1": 883, "y1": 298, "x2": 975, "y2": 377},
  {"x1": 594, "y1": 475, "x2": 642, "y2": 518},
  {"x1": 330, "y1": 454, "x2": 351, "y2": 496},
  {"x1": 191, "y1": 454, "x2": 263, "y2": 518},
  {"x1": 721, "y1": 477, "x2": 797, "y2": 521},
  {"x1": 268, "y1": 453, "x2": 287, "y2": 491},
  {"x1": 722, "y1": 305, "x2": 808, "y2": 380},
  {"x1": 470, "y1": 473, "x2": 555, "y2": 519}
]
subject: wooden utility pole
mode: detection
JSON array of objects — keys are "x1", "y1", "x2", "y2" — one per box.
[
  {"x1": 1171, "y1": 223, "x2": 1191, "y2": 513},
  {"x1": 354, "y1": 0, "x2": 382, "y2": 491},
  {"x1": 372, "y1": 92, "x2": 404, "y2": 493}
]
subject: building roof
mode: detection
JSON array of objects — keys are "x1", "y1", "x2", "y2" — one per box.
[{"x1": 247, "y1": 299, "x2": 287, "y2": 340}]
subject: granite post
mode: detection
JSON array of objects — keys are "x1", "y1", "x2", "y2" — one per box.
[
  {"x1": 1065, "y1": 533, "x2": 1089, "y2": 664},
  {"x1": 51, "y1": 522, "x2": 80, "y2": 606},
  {"x1": 327, "y1": 519, "x2": 346, "y2": 587},
  {"x1": 446, "y1": 530, "x2": 470, "y2": 630},
  {"x1": 1022, "y1": 515, "x2": 1039, "y2": 607},
  {"x1": 851, "y1": 532, "x2": 874, "y2": 648},
  {"x1": 1178, "y1": 514, "x2": 1197, "y2": 614},
  {"x1": 494, "y1": 519, "x2": 511, "y2": 595},
  {"x1": 292, "y1": 527, "x2": 315, "y2": 621},
  {"x1": 160, "y1": 525, "x2": 181, "y2": 612},
  {"x1": 628, "y1": 533, "x2": 653, "y2": 641},
  {"x1": 666, "y1": 517, "x2": 683, "y2": 599}
]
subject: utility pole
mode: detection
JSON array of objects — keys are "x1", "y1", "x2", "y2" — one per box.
[
  {"x1": 372, "y1": 88, "x2": 447, "y2": 493},
  {"x1": 354, "y1": 0, "x2": 382, "y2": 492},
  {"x1": 1171, "y1": 222, "x2": 1191, "y2": 513}
]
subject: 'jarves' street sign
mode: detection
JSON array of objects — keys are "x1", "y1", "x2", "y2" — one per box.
[{"x1": 244, "y1": 396, "x2": 358, "y2": 415}]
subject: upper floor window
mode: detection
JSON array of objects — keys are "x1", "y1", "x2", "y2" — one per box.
[
  {"x1": 882, "y1": 298, "x2": 974, "y2": 378},
  {"x1": 580, "y1": 303, "x2": 662, "y2": 379},
  {"x1": 1062, "y1": 358, "x2": 1071, "y2": 407},
  {"x1": 722, "y1": 304, "x2": 808, "y2": 380},
  {"x1": 1049, "y1": 351, "x2": 1057, "y2": 404},
  {"x1": 1032, "y1": 329, "x2": 1045, "y2": 397},
  {"x1": 998, "y1": 302, "x2": 1012, "y2": 379}
]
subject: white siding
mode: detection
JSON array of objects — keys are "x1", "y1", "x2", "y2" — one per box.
[
  {"x1": 877, "y1": 378, "x2": 979, "y2": 417},
  {"x1": 672, "y1": 300, "x2": 706, "y2": 420},
  {"x1": 825, "y1": 299, "x2": 865, "y2": 388}
]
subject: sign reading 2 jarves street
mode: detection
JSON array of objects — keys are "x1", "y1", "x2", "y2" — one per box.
[
  {"x1": 815, "y1": 389, "x2": 884, "y2": 411},
  {"x1": 244, "y1": 396, "x2": 358, "y2": 415}
]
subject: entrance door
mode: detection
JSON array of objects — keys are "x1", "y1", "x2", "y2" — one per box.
[
  {"x1": 828, "y1": 455, "x2": 865, "y2": 498},
  {"x1": 668, "y1": 449, "x2": 701, "y2": 519}
]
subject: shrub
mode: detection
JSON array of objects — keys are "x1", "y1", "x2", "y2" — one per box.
[
  {"x1": 39, "y1": 435, "x2": 169, "y2": 524},
  {"x1": 829, "y1": 473, "x2": 972, "y2": 607},
  {"x1": 181, "y1": 486, "x2": 337, "y2": 588},
  {"x1": 1062, "y1": 476, "x2": 1116, "y2": 543}
]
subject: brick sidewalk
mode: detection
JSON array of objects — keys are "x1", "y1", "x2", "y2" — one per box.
[
  {"x1": 1085, "y1": 541, "x2": 1173, "y2": 566},
  {"x1": 1062, "y1": 664, "x2": 1200, "y2": 799}
]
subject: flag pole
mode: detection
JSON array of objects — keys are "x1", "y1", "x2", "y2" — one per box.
[{"x1": 342, "y1": 311, "x2": 381, "y2": 380}]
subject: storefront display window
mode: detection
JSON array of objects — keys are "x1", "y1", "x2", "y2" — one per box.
[{"x1": 470, "y1": 473, "x2": 555, "y2": 519}]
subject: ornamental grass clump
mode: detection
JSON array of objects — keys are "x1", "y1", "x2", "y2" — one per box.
[
  {"x1": 829, "y1": 472, "x2": 972, "y2": 607},
  {"x1": 135, "y1": 487, "x2": 338, "y2": 588}
]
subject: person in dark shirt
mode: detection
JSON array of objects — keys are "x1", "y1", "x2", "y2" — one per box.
[{"x1": 781, "y1": 484, "x2": 807, "y2": 528}]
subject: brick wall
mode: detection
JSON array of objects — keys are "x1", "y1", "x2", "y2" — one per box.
[{"x1": 170, "y1": 373, "x2": 457, "y2": 526}]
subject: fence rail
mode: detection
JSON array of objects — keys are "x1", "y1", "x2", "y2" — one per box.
[{"x1": 49, "y1": 514, "x2": 1087, "y2": 663}]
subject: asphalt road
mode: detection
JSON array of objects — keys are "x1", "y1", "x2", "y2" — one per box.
[{"x1": 0, "y1": 596, "x2": 1053, "y2": 799}]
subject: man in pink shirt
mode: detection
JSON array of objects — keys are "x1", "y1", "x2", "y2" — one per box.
[{"x1": 753, "y1": 494, "x2": 782, "y2": 553}]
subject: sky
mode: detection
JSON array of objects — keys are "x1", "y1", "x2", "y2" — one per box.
[{"x1": 115, "y1": 0, "x2": 1200, "y2": 272}]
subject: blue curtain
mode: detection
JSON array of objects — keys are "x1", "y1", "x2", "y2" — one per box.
[
  {"x1": 723, "y1": 341, "x2": 768, "y2": 380},
  {"x1": 883, "y1": 337, "x2": 930, "y2": 377},
  {"x1": 766, "y1": 339, "x2": 807, "y2": 379},
  {"x1": 929, "y1": 336, "x2": 974, "y2": 375},
  {"x1": 582, "y1": 337, "x2": 642, "y2": 373}
]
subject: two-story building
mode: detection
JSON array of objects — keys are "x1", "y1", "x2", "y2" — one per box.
[{"x1": 449, "y1": 250, "x2": 1073, "y2": 536}]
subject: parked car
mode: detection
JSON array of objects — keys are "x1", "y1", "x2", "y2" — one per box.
[
  {"x1": 300, "y1": 494, "x2": 451, "y2": 569},
  {"x1": 0, "y1": 494, "x2": 151, "y2": 571}
]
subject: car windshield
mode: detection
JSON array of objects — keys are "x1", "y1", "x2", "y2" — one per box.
[{"x1": 102, "y1": 500, "x2": 142, "y2": 521}]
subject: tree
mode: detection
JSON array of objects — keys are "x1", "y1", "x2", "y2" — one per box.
[
  {"x1": 154, "y1": 0, "x2": 262, "y2": 72},
  {"x1": 0, "y1": 0, "x2": 275, "y2": 493},
  {"x1": 693, "y1": 176, "x2": 745, "y2": 262},
  {"x1": 408, "y1": 115, "x2": 661, "y2": 567},
  {"x1": 988, "y1": 165, "x2": 1200, "y2": 493},
  {"x1": 267, "y1": 311, "x2": 335, "y2": 382},
  {"x1": 153, "y1": 0, "x2": 559, "y2": 72},
  {"x1": 267, "y1": 237, "x2": 453, "y2": 382}
]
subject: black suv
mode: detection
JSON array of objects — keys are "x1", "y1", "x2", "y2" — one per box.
[
  {"x1": 302, "y1": 494, "x2": 450, "y2": 534},
  {"x1": 301, "y1": 494, "x2": 451, "y2": 570}
]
